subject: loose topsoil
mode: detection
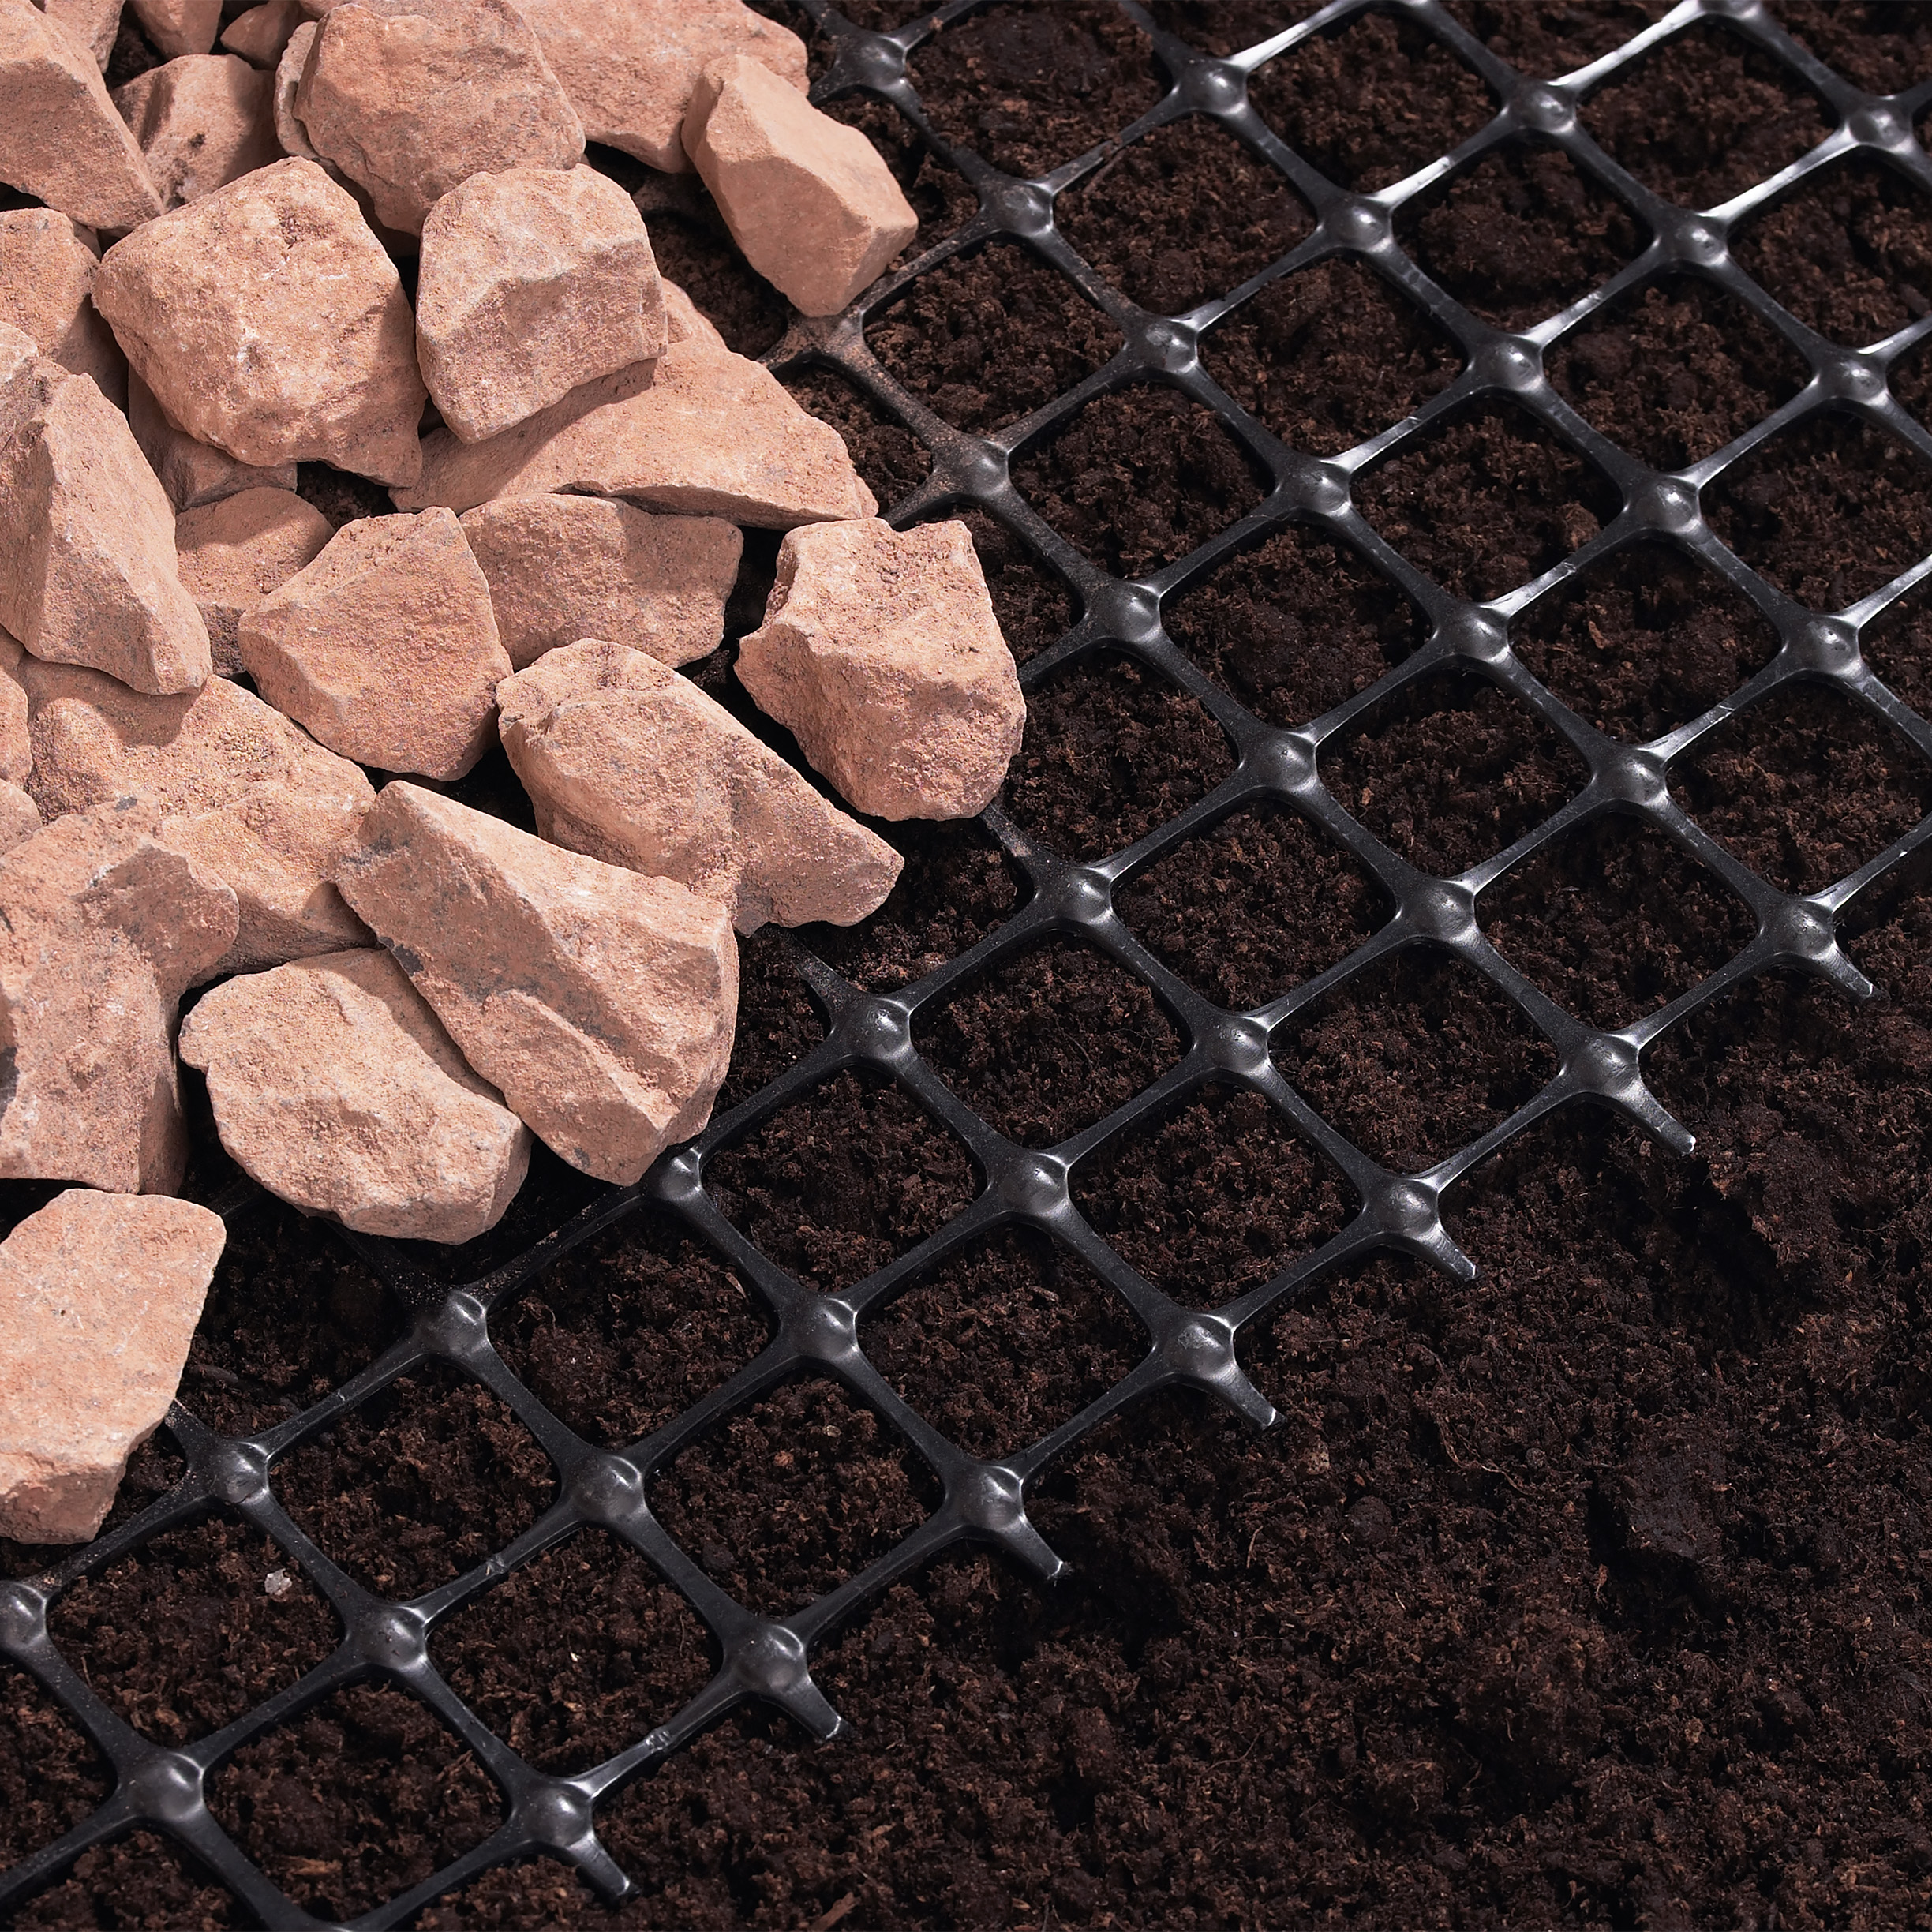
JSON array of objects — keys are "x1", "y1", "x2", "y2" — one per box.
[{"x1": 9, "y1": 2, "x2": 1932, "y2": 1929}]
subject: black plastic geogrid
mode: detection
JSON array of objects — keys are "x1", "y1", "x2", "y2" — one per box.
[{"x1": 9, "y1": 0, "x2": 1932, "y2": 1922}]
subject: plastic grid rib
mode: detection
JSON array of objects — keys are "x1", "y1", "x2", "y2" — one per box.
[{"x1": 9, "y1": 0, "x2": 1932, "y2": 1921}]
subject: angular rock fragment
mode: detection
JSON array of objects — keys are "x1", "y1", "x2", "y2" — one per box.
[
  {"x1": 271, "y1": 16, "x2": 320, "y2": 157},
  {"x1": 335, "y1": 781, "x2": 737, "y2": 1184},
  {"x1": 661, "y1": 273, "x2": 724, "y2": 350},
  {"x1": 396, "y1": 338, "x2": 876, "y2": 526},
  {"x1": 0, "y1": 780, "x2": 39, "y2": 849},
  {"x1": 129, "y1": 0, "x2": 219, "y2": 56},
  {"x1": 0, "y1": 323, "x2": 212, "y2": 693},
  {"x1": 739, "y1": 517, "x2": 1025, "y2": 819},
  {"x1": 220, "y1": 0, "x2": 302, "y2": 65},
  {"x1": 174, "y1": 485, "x2": 332, "y2": 673},
  {"x1": 0, "y1": 631, "x2": 29, "y2": 780},
  {"x1": 417, "y1": 164, "x2": 665, "y2": 444},
  {"x1": 0, "y1": 0, "x2": 163, "y2": 231},
  {"x1": 0, "y1": 1189, "x2": 226, "y2": 1544},
  {"x1": 15, "y1": 648, "x2": 375, "y2": 971},
  {"x1": 687, "y1": 54, "x2": 915, "y2": 316},
  {"x1": 240, "y1": 507, "x2": 511, "y2": 779},
  {"x1": 129, "y1": 372, "x2": 298, "y2": 511},
  {"x1": 459, "y1": 496, "x2": 737, "y2": 670},
  {"x1": 0, "y1": 801, "x2": 239, "y2": 1193},
  {"x1": 500, "y1": 638, "x2": 902, "y2": 933},
  {"x1": 0, "y1": 208, "x2": 125, "y2": 405},
  {"x1": 179, "y1": 948, "x2": 531, "y2": 1242},
  {"x1": 113, "y1": 54, "x2": 279, "y2": 210},
  {"x1": 93, "y1": 158, "x2": 426, "y2": 484},
  {"x1": 295, "y1": 0, "x2": 583, "y2": 235},
  {"x1": 43, "y1": 0, "x2": 122, "y2": 70},
  {"x1": 516, "y1": 0, "x2": 804, "y2": 172}
]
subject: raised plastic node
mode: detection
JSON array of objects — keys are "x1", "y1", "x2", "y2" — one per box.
[
  {"x1": 206, "y1": 1440, "x2": 270, "y2": 1508},
  {"x1": 950, "y1": 441, "x2": 1009, "y2": 499},
  {"x1": 1631, "y1": 476, "x2": 1699, "y2": 533},
  {"x1": 1706, "y1": 0, "x2": 1762, "y2": 17},
  {"x1": 1566, "y1": 1032, "x2": 1640, "y2": 1099},
  {"x1": 1181, "y1": 58, "x2": 1245, "y2": 114},
  {"x1": 1472, "y1": 335, "x2": 1541, "y2": 391},
  {"x1": 837, "y1": 33, "x2": 907, "y2": 91},
  {"x1": 0, "y1": 1581, "x2": 44, "y2": 1651},
  {"x1": 356, "y1": 1603, "x2": 429, "y2": 1670},
  {"x1": 1208, "y1": 1013, "x2": 1271, "y2": 1076},
  {"x1": 1666, "y1": 213, "x2": 1727, "y2": 268},
  {"x1": 986, "y1": 178, "x2": 1053, "y2": 236},
  {"x1": 1849, "y1": 103, "x2": 1907, "y2": 149},
  {"x1": 417, "y1": 1291, "x2": 489, "y2": 1361},
  {"x1": 1597, "y1": 744, "x2": 1669, "y2": 809},
  {"x1": 787, "y1": 1294, "x2": 859, "y2": 1365},
  {"x1": 1138, "y1": 317, "x2": 1198, "y2": 375},
  {"x1": 1441, "y1": 608, "x2": 1510, "y2": 664},
  {"x1": 1046, "y1": 863, "x2": 1112, "y2": 925},
  {"x1": 996, "y1": 1149, "x2": 1069, "y2": 1216},
  {"x1": 1514, "y1": 81, "x2": 1575, "y2": 134},
  {"x1": 571, "y1": 1451, "x2": 645, "y2": 1524},
  {"x1": 955, "y1": 1463, "x2": 1024, "y2": 1534},
  {"x1": 1820, "y1": 353, "x2": 1884, "y2": 403},
  {"x1": 842, "y1": 992, "x2": 912, "y2": 1064},
  {"x1": 730, "y1": 1621, "x2": 810, "y2": 1697},
  {"x1": 652, "y1": 1145, "x2": 705, "y2": 1211},
  {"x1": 519, "y1": 1780, "x2": 594, "y2": 1852},
  {"x1": 1765, "y1": 897, "x2": 1837, "y2": 961},
  {"x1": 1372, "y1": 1176, "x2": 1439, "y2": 1237},
  {"x1": 1094, "y1": 579, "x2": 1163, "y2": 645},
  {"x1": 1245, "y1": 731, "x2": 1316, "y2": 794},
  {"x1": 1160, "y1": 1312, "x2": 1237, "y2": 1383},
  {"x1": 1327, "y1": 198, "x2": 1390, "y2": 250},
  {"x1": 125, "y1": 1751, "x2": 204, "y2": 1826},
  {"x1": 1403, "y1": 878, "x2": 1477, "y2": 943},
  {"x1": 1285, "y1": 454, "x2": 1350, "y2": 517},
  {"x1": 1794, "y1": 616, "x2": 1860, "y2": 675}
]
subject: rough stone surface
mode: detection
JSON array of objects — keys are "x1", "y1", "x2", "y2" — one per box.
[
  {"x1": 93, "y1": 158, "x2": 426, "y2": 485},
  {"x1": 335, "y1": 781, "x2": 738, "y2": 1184},
  {"x1": 0, "y1": 208, "x2": 125, "y2": 405},
  {"x1": 129, "y1": 371, "x2": 298, "y2": 511},
  {"x1": 0, "y1": 0, "x2": 163, "y2": 231},
  {"x1": 43, "y1": 0, "x2": 122, "y2": 69},
  {"x1": 396, "y1": 337, "x2": 876, "y2": 526},
  {"x1": 219, "y1": 0, "x2": 302, "y2": 66},
  {"x1": 0, "y1": 630, "x2": 29, "y2": 781},
  {"x1": 459, "y1": 495, "x2": 738, "y2": 671},
  {"x1": 271, "y1": 16, "x2": 320, "y2": 158},
  {"x1": 687, "y1": 53, "x2": 916, "y2": 316},
  {"x1": 739, "y1": 516, "x2": 1026, "y2": 820},
  {"x1": 516, "y1": 0, "x2": 804, "y2": 172},
  {"x1": 239, "y1": 507, "x2": 511, "y2": 780},
  {"x1": 0, "y1": 324, "x2": 212, "y2": 695},
  {"x1": 14, "y1": 648, "x2": 374, "y2": 972},
  {"x1": 0, "y1": 1189, "x2": 226, "y2": 1544},
  {"x1": 500, "y1": 638, "x2": 903, "y2": 934},
  {"x1": 179, "y1": 947, "x2": 531, "y2": 1243},
  {"x1": 417, "y1": 164, "x2": 665, "y2": 444},
  {"x1": 295, "y1": 0, "x2": 583, "y2": 235},
  {"x1": 0, "y1": 778, "x2": 39, "y2": 848},
  {"x1": 174, "y1": 484, "x2": 332, "y2": 673},
  {"x1": 0, "y1": 799, "x2": 239, "y2": 1194},
  {"x1": 662, "y1": 272, "x2": 725, "y2": 350},
  {"x1": 129, "y1": 0, "x2": 219, "y2": 56},
  {"x1": 113, "y1": 54, "x2": 279, "y2": 209}
]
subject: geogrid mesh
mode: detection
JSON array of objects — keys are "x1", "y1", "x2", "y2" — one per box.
[{"x1": 8, "y1": 0, "x2": 1932, "y2": 1921}]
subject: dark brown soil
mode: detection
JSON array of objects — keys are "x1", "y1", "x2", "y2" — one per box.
[
  {"x1": 776, "y1": 365, "x2": 931, "y2": 512},
  {"x1": 8, "y1": 1835, "x2": 238, "y2": 1932},
  {"x1": 944, "y1": 509, "x2": 1079, "y2": 661},
  {"x1": 1056, "y1": 118, "x2": 1312, "y2": 315},
  {"x1": 1511, "y1": 539, "x2": 1782, "y2": 742},
  {"x1": 1143, "y1": 0, "x2": 1302, "y2": 58},
  {"x1": 1443, "y1": 0, "x2": 1672, "y2": 75},
  {"x1": 1547, "y1": 273, "x2": 1808, "y2": 472},
  {"x1": 1581, "y1": 24, "x2": 1830, "y2": 212},
  {"x1": 1767, "y1": 0, "x2": 1932, "y2": 97},
  {"x1": 1250, "y1": 10, "x2": 1496, "y2": 193},
  {"x1": 1203, "y1": 258, "x2": 1462, "y2": 458}
]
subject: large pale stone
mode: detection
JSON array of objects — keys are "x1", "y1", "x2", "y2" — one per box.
[
  {"x1": 459, "y1": 496, "x2": 738, "y2": 671},
  {"x1": 0, "y1": 1190, "x2": 226, "y2": 1544},
  {"x1": 417, "y1": 165, "x2": 666, "y2": 444},
  {"x1": 129, "y1": 372, "x2": 298, "y2": 512},
  {"x1": 396, "y1": 338, "x2": 876, "y2": 527},
  {"x1": 739, "y1": 517, "x2": 1025, "y2": 819},
  {"x1": 0, "y1": 801, "x2": 239, "y2": 1193},
  {"x1": 240, "y1": 507, "x2": 511, "y2": 779},
  {"x1": 0, "y1": 208, "x2": 125, "y2": 405},
  {"x1": 129, "y1": 0, "x2": 219, "y2": 55},
  {"x1": 516, "y1": 0, "x2": 803, "y2": 172},
  {"x1": 295, "y1": 0, "x2": 582, "y2": 235},
  {"x1": 180, "y1": 948, "x2": 530, "y2": 1242},
  {"x1": 0, "y1": 0, "x2": 163, "y2": 231},
  {"x1": 687, "y1": 54, "x2": 915, "y2": 316},
  {"x1": 113, "y1": 54, "x2": 279, "y2": 210},
  {"x1": 174, "y1": 484, "x2": 332, "y2": 672},
  {"x1": 500, "y1": 638, "x2": 901, "y2": 934},
  {"x1": 93, "y1": 158, "x2": 427, "y2": 485},
  {"x1": 335, "y1": 781, "x2": 737, "y2": 1184},
  {"x1": 0, "y1": 324, "x2": 212, "y2": 694},
  {"x1": 43, "y1": 0, "x2": 122, "y2": 70},
  {"x1": 15, "y1": 650, "x2": 374, "y2": 971},
  {"x1": 219, "y1": 0, "x2": 302, "y2": 65}
]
